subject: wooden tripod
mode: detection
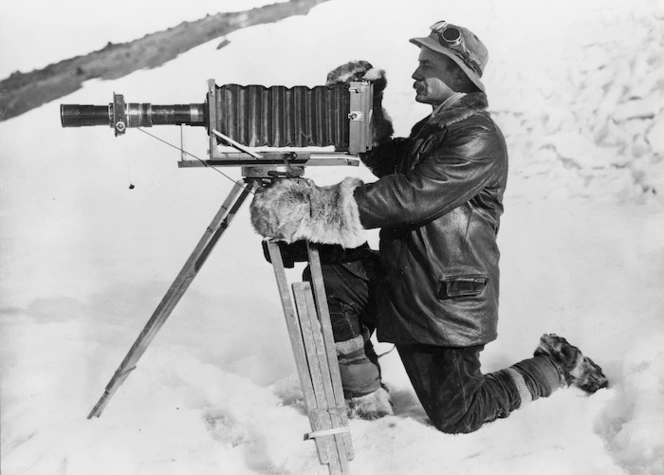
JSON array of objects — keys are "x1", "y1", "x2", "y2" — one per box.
[{"x1": 86, "y1": 175, "x2": 353, "y2": 474}]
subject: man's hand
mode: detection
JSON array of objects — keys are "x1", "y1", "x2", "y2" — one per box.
[
  {"x1": 249, "y1": 177, "x2": 367, "y2": 248},
  {"x1": 326, "y1": 60, "x2": 393, "y2": 146},
  {"x1": 250, "y1": 178, "x2": 314, "y2": 243},
  {"x1": 326, "y1": 60, "x2": 387, "y2": 95}
]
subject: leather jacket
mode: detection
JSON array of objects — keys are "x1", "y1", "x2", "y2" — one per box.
[{"x1": 353, "y1": 92, "x2": 508, "y2": 346}]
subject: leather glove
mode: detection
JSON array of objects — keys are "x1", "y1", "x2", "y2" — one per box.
[{"x1": 249, "y1": 177, "x2": 366, "y2": 249}]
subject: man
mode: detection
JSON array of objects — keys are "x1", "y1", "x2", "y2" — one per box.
[{"x1": 250, "y1": 21, "x2": 608, "y2": 433}]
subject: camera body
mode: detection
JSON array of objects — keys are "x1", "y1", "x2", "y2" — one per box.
[{"x1": 60, "y1": 79, "x2": 375, "y2": 167}]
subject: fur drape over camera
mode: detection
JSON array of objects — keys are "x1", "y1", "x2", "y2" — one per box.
[{"x1": 250, "y1": 177, "x2": 366, "y2": 248}]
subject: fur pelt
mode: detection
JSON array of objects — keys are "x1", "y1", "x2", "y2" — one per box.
[
  {"x1": 326, "y1": 60, "x2": 394, "y2": 146},
  {"x1": 249, "y1": 177, "x2": 366, "y2": 248},
  {"x1": 534, "y1": 333, "x2": 609, "y2": 393},
  {"x1": 346, "y1": 387, "x2": 393, "y2": 420},
  {"x1": 427, "y1": 92, "x2": 490, "y2": 128}
]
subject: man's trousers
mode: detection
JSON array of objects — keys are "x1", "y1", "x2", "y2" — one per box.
[{"x1": 304, "y1": 248, "x2": 562, "y2": 433}]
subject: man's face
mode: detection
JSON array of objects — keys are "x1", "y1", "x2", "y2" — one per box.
[{"x1": 412, "y1": 47, "x2": 457, "y2": 106}]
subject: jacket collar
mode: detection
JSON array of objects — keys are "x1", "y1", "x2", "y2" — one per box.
[
  {"x1": 432, "y1": 92, "x2": 466, "y2": 116},
  {"x1": 423, "y1": 92, "x2": 489, "y2": 129}
]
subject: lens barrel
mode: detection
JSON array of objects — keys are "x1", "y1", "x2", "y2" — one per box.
[
  {"x1": 125, "y1": 104, "x2": 206, "y2": 127},
  {"x1": 60, "y1": 105, "x2": 111, "y2": 127},
  {"x1": 60, "y1": 103, "x2": 206, "y2": 128}
]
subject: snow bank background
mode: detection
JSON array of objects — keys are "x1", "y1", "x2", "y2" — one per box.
[{"x1": 1, "y1": 0, "x2": 664, "y2": 474}]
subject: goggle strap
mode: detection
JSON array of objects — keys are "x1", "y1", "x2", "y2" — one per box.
[{"x1": 429, "y1": 20, "x2": 449, "y2": 31}]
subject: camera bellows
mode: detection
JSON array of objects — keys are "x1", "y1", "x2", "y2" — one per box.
[{"x1": 212, "y1": 84, "x2": 351, "y2": 149}]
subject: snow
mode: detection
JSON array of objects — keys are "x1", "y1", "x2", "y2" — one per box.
[{"x1": 2, "y1": 0, "x2": 664, "y2": 474}]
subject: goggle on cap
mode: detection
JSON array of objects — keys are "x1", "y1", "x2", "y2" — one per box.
[{"x1": 410, "y1": 21, "x2": 489, "y2": 92}]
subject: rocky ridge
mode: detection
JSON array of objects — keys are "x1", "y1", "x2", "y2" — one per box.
[{"x1": 0, "y1": 0, "x2": 329, "y2": 122}]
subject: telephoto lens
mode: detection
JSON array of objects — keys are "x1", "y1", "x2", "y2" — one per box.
[
  {"x1": 60, "y1": 102, "x2": 206, "y2": 128},
  {"x1": 60, "y1": 104, "x2": 111, "y2": 127}
]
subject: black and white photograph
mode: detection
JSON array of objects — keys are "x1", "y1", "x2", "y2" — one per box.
[{"x1": 1, "y1": 0, "x2": 663, "y2": 473}]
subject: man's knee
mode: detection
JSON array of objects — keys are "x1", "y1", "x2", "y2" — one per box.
[
  {"x1": 303, "y1": 262, "x2": 372, "y2": 342},
  {"x1": 430, "y1": 412, "x2": 486, "y2": 434},
  {"x1": 428, "y1": 385, "x2": 511, "y2": 434}
]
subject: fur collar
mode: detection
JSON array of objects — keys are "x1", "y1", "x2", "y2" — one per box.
[{"x1": 422, "y1": 92, "x2": 489, "y2": 129}]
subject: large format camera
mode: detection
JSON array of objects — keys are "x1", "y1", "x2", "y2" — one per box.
[
  {"x1": 68, "y1": 79, "x2": 370, "y2": 472},
  {"x1": 61, "y1": 79, "x2": 375, "y2": 169}
]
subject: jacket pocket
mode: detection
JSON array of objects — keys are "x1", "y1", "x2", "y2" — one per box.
[{"x1": 437, "y1": 274, "x2": 488, "y2": 300}]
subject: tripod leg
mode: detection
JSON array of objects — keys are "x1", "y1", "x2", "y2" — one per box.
[
  {"x1": 265, "y1": 241, "x2": 318, "y2": 410},
  {"x1": 88, "y1": 180, "x2": 254, "y2": 419},
  {"x1": 267, "y1": 241, "x2": 352, "y2": 474},
  {"x1": 306, "y1": 243, "x2": 354, "y2": 461}
]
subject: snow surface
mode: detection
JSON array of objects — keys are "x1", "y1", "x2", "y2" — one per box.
[{"x1": 2, "y1": 0, "x2": 664, "y2": 474}]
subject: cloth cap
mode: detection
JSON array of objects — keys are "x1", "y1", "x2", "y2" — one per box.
[{"x1": 410, "y1": 22, "x2": 488, "y2": 92}]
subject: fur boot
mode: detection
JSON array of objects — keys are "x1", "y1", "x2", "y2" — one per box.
[
  {"x1": 534, "y1": 333, "x2": 608, "y2": 393},
  {"x1": 249, "y1": 176, "x2": 366, "y2": 248},
  {"x1": 325, "y1": 60, "x2": 394, "y2": 146},
  {"x1": 346, "y1": 386, "x2": 394, "y2": 420}
]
